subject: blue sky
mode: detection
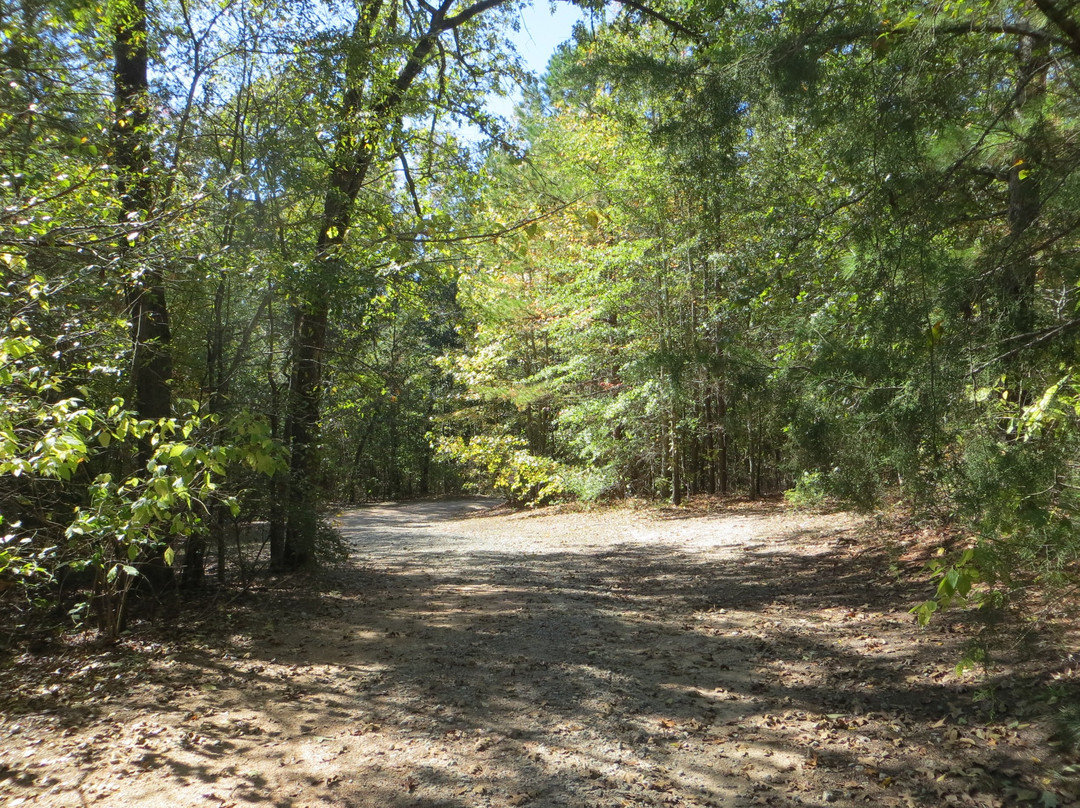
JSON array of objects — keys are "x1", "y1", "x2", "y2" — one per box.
[
  {"x1": 483, "y1": 1, "x2": 585, "y2": 119},
  {"x1": 512, "y1": 1, "x2": 585, "y2": 75}
]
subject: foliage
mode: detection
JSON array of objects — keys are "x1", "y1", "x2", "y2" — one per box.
[
  {"x1": 0, "y1": 319, "x2": 283, "y2": 637},
  {"x1": 560, "y1": 464, "x2": 619, "y2": 503},
  {"x1": 783, "y1": 471, "x2": 827, "y2": 508},
  {"x1": 426, "y1": 0, "x2": 1080, "y2": 646},
  {"x1": 434, "y1": 434, "x2": 565, "y2": 506},
  {"x1": 911, "y1": 548, "x2": 983, "y2": 628},
  {"x1": 7, "y1": 0, "x2": 1080, "y2": 652}
]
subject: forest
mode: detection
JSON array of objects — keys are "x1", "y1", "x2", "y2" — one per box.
[
  {"x1": 3, "y1": 0, "x2": 1080, "y2": 652},
  {"x1": 6, "y1": 0, "x2": 1080, "y2": 804}
]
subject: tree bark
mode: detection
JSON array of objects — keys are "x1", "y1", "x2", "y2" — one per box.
[
  {"x1": 717, "y1": 387, "x2": 729, "y2": 495},
  {"x1": 670, "y1": 415, "x2": 682, "y2": 506},
  {"x1": 113, "y1": 0, "x2": 175, "y2": 619},
  {"x1": 115, "y1": 0, "x2": 171, "y2": 428},
  {"x1": 1000, "y1": 35, "x2": 1047, "y2": 340},
  {"x1": 276, "y1": 0, "x2": 512, "y2": 567}
]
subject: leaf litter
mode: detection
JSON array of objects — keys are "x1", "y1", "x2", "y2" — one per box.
[{"x1": 0, "y1": 496, "x2": 1077, "y2": 807}]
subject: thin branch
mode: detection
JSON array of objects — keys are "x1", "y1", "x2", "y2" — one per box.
[
  {"x1": 973, "y1": 317, "x2": 1080, "y2": 373},
  {"x1": 224, "y1": 289, "x2": 273, "y2": 384},
  {"x1": 613, "y1": 0, "x2": 701, "y2": 41},
  {"x1": 933, "y1": 20, "x2": 1070, "y2": 47},
  {"x1": 395, "y1": 137, "x2": 424, "y2": 218},
  {"x1": 400, "y1": 198, "x2": 586, "y2": 245},
  {"x1": 1029, "y1": 0, "x2": 1080, "y2": 57}
]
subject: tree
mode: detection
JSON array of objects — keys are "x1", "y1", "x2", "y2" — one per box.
[
  {"x1": 440, "y1": 11, "x2": 791, "y2": 504},
  {"x1": 113, "y1": 0, "x2": 172, "y2": 431},
  {"x1": 274, "y1": 0, "x2": 527, "y2": 567},
  {"x1": 0, "y1": 0, "x2": 288, "y2": 634}
]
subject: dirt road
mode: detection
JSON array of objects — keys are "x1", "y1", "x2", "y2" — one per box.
[{"x1": 0, "y1": 498, "x2": 1069, "y2": 807}]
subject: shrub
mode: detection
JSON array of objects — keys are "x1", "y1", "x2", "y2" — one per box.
[
  {"x1": 1, "y1": 332, "x2": 283, "y2": 638},
  {"x1": 433, "y1": 434, "x2": 565, "y2": 506}
]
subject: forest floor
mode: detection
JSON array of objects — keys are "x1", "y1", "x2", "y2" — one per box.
[{"x1": 1, "y1": 497, "x2": 1078, "y2": 808}]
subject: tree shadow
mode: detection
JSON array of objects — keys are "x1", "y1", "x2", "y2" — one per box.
[
  {"x1": 335, "y1": 496, "x2": 503, "y2": 531},
  {"x1": 7, "y1": 505, "x2": 1067, "y2": 808}
]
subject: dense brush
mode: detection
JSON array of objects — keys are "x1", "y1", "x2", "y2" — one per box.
[{"x1": 1051, "y1": 702, "x2": 1080, "y2": 756}]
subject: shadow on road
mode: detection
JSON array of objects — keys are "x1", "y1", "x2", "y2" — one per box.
[{"x1": 92, "y1": 501, "x2": 1059, "y2": 808}]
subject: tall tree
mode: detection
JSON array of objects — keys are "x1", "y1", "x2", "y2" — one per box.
[
  {"x1": 113, "y1": 0, "x2": 171, "y2": 428},
  {"x1": 276, "y1": 0, "x2": 522, "y2": 567}
]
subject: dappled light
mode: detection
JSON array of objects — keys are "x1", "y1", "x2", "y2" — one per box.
[
  {"x1": 2, "y1": 500, "x2": 1070, "y2": 806},
  {"x1": 6, "y1": 0, "x2": 1080, "y2": 803}
]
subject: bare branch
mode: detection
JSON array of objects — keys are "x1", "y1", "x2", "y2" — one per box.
[
  {"x1": 395, "y1": 138, "x2": 424, "y2": 218},
  {"x1": 403, "y1": 197, "x2": 588, "y2": 245},
  {"x1": 974, "y1": 317, "x2": 1080, "y2": 373},
  {"x1": 613, "y1": 0, "x2": 701, "y2": 41},
  {"x1": 1029, "y1": 0, "x2": 1080, "y2": 56}
]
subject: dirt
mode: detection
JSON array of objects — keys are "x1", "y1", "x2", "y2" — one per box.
[{"x1": 1, "y1": 497, "x2": 1077, "y2": 808}]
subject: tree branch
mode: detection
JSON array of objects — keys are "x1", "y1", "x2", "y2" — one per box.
[
  {"x1": 1028, "y1": 0, "x2": 1080, "y2": 56},
  {"x1": 397, "y1": 197, "x2": 587, "y2": 245},
  {"x1": 974, "y1": 317, "x2": 1080, "y2": 373},
  {"x1": 395, "y1": 137, "x2": 424, "y2": 218},
  {"x1": 612, "y1": 0, "x2": 701, "y2": 41}
]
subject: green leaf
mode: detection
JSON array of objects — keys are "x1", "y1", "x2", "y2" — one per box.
[
  {"x1": 910, "y1": 600, "x2": 937, "y2": 627},
  {"x1": 163, "y1": 546, "x2": 175, "y2": 566}
]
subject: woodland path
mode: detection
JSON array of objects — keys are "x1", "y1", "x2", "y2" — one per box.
[{"x1": 0, "y1": 498, "x2": 1067, "y2": 807}]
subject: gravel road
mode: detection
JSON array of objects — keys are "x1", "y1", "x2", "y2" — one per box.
[{"x1": 3, "y1": 497, "x2": 1063, "y2": 808}]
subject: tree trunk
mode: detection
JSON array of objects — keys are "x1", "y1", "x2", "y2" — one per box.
[
  {"x1": 702, "y1": 393, "x2": 714, "y2": 495},
  {"x1": 1000, "y1": 35, "x2": 1046, "y2": 337},
  {"x1": 717, "y1": 388, "x2": 729, "y2": 495},
  {"x1": 115, "y1": 0, "x2": 171, "y2": 428},
  {"x1": 275, "y1": 0, "x2": 511, "y2": 567},
  {"x1": 747, "y1": 416, "x2": 758, "y2": 500},
  {"x1": 182, "y1": 277, "x2": 228, "y2": 588},
  {"x1": 350, "y1": 414, "x2": 380, "y2": 501},
  {"x1": 112, "y1": 0, "x2": 174, "y2": 628},
  {"x1": 281, "y1": 301, "x2": 329, "y2": 567},
  {"x1": 265, "y1": 280, "x2": 288, "y2": 568},
  {"x1": 670, "y1": 416, "x2": 682, "y2": 506}
]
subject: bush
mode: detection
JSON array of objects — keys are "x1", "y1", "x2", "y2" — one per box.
[
  {"x1": 1, "y1": 332, "x2": 284, "y2": 638},
  {"x1": 562, "y1": 465, "x2": 620, "y2": 502},
  {"x1": 433, "y1": 434, "x2": 565, "y2": 506},
  {"x1": 914, "y1": 372, "x2": 1080, "y2": 626},
  {"x1": 784, "y1": 470, "x2": 826, "y2": 507}
]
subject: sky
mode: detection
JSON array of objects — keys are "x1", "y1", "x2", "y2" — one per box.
[
  {"x1": 483, "y1": 1, "x2": 586, "y2": 120},
  {"x1": 513, "y1": 1, "x2": 586, "y2": 75}
]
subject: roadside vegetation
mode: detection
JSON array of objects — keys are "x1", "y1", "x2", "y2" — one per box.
[{"x1": 2, "y1": 0, "x2": 1080, "y2": 799}]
